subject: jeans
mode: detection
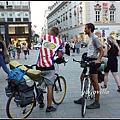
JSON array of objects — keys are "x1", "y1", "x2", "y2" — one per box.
[{"x1": 0, "y1": 54, "x2": 10, "y2": 75}]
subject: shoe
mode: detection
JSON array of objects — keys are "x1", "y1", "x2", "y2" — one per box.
[
  {"x1": 39, "y1": 103, "x2": 45, "y2": 109},
  {"x1": 86, "y1": 102, "x2": 100, "y2": 109},
  {"x1": 117, "y1": 86, "x2": 120, "y2": 92},
  {"x1": 74, "y1": 98, "x2": 83, "y2": 104},
  {"x1": 46, "y1": 106, "x2": 56, "y2": 113}
]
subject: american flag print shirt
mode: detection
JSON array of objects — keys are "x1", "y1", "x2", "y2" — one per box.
[{"x1": 37, "y1": 34, "x2": 63, "y2": 67}]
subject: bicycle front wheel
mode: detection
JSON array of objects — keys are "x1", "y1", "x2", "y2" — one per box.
[
  {"x1": 53, "y1": 76, "x2": 66, "y2": 105},
  {"x1": 6, "y1": 91, "x2": 35, "y2": 119},
  {"x1": 81, "y1": 78, "x2": 88, "y2": 117}
]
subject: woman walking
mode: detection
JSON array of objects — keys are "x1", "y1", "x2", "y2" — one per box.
[
  {"x1": 22, "y1": 42, "x2": 28, "y2": 59},
  {"x1": 101, "y1": 36, "x2": 120, "y2": 92}
]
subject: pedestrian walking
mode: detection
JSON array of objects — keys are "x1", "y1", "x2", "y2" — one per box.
[
  {"x1": 22, "y1": 42, "x2": 28, "y2": 59},
  {"x1": 16, "y1": 40, "x2": 21, "y2": 59},
  {"x1": 101, "y1": 36, "x2": 120, "y2": 92},
  {"x1": 71, "y1": 41, "x2": 75, "y2": 56},
  {"x1": 65, "y1": 41, "x2": 70, "y2": 56},
  {"x1": 11, "y1": 42, "x2": 16, "y2": 59},
  {"x1": 0, "y1": 34, "x2": 10, "y2": 75},
  {"x1": 75, "y1": 41, "x2": 80, "y2": 54}
]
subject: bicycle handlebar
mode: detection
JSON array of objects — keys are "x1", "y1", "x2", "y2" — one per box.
[{"x1": 73, "y1": 58, "x2": 103, "y2": 68}]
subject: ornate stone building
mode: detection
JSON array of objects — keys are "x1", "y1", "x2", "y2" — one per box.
[{"x1": 47, "y1": 1, "x2": 120, "y2": 44}]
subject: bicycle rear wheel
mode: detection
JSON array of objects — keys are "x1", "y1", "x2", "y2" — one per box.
[
  {"x1": 6, "y1": 91, "x2": 35, "y2": 118},
  {"x1": 53, "y1": 76, "x2": 66, "y2": 105},
  {"x1": 81, "y1": 78, "x2": 88, "y2": 117}
]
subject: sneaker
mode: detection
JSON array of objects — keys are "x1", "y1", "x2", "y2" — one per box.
[
  {"x1": 86, "y1": 102, "x2": 100, "y2": 109},
  {"x1": 74, "y1": 98, "x2": 83, "y2": 104},
  {"x1": 46, "y1": 106, "x2": 56, "y2": 113},
  {"x1": 39, "y1": 103, "x2": 45, "y2": 109}
]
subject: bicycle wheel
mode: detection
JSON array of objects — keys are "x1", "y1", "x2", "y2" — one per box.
[
  {"x1": 53, "y1": 76, "x2": 66, "y2": 105},
  {"x1": 81, "y1": 78, "x2": 88, "y2": 117},
  {"x1": 6, "y1": 90, "x2": 35, "y2": 118}
]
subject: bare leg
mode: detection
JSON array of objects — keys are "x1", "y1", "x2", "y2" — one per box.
[
  {"x1": 104, "y1": 72, "x2": 109, "y2": 86},
  {"x1": 112, "y1": 72, "x2": 120, "y2": 86},
  {"x1": 91, "y1": 74, "x2": 100, "y2": 101},
  {"x1": 47, "y1": 84, "x2": 53, "y2": 107}
]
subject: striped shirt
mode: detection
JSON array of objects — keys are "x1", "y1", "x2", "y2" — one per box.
[{"x1": 37, "y1": 34, "x2": 63, "y2": 68}]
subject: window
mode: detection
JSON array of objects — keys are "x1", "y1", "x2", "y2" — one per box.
[
  {"x1": 7, "y1": 1, "x2": 12, "y2": 5},
  {"x1": 94, "y1": 4, "x2": 101, "y2": 22},
  {"x1": 15, "y1": 27, "x2": 25, "y2": 34},
  {"x1": 110, "y1": 11, "x2": 115, "y2": 21},
  {"x1": 109, "y1": 4, "x2": 116, "y2": 22},
  {"x1": 0, "y1": 1, "x2": 4, "y2": 5},
  {"x1": 0, "y1": 25, "x2": 5, "y2": 34},
  {"x1": 22, "y1": 1, "x2": 29, "y2": 6},
  {"x1": 0, "y1": 18, "x2": 5, "y2": 22},
  {"x1": 23, "y1": 18, "x2": 29, "y2": 21},
  {"x1": 7, "y1": 18, "x2": 13, "y2": 22},
  {"x1": 95, "y1": 10, "x2": 100, "y2": 22},
  {"x1": 14, "y1": 1, "x2": 20, "y2": 6},
  {"x1": 15, "y1": 18, "x2": 21, "y2": 22}
]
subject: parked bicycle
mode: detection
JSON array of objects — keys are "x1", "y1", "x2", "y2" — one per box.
[
  {"x1": 73, "y1": 58, "x2": 103, "y2": 117},
  {"x1": 5, "y1": 57, "x2": 68, "y2": 118}
]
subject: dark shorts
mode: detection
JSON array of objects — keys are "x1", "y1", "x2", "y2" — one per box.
[
  {"x1": 17, "y1": 48, "x2": 21, "y2": 53},
  {"x1": 23, "y1": 50, "x2": 28, "y2": 55},
  {"x1": 104, "y1": 62, "x2": 118, "y2": 72},
  {"x1": 82, "y1": 57, "x2": 98, "y2": 74}
]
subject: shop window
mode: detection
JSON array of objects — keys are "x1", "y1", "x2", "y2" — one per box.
[{"x1": 15, "y1": 27, "x2": 25, "y2": 34}]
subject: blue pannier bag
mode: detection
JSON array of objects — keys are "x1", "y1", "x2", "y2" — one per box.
[{"x1": 8, "y1": 68, "x2": 26, "y2": 84}]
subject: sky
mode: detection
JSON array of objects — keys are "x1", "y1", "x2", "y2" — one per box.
[{"x1": 30, "y1": 1, "x2": 55, "y2": 33}]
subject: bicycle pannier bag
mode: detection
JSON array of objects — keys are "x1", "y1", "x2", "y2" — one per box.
[
  {"x1": 98, "y1": 71, "x2": 104, "y2": 83},
  {"x1": 17, "y1": 76, "x2": 34, "y2": 106}
]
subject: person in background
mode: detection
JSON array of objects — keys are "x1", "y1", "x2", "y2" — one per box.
[
  {"x1": 11, "y1": 42, "x2": 16, "y2": 59},
  {"x1": 22, "y1": 42, "x2": 28, "y2": 59},
  {"x1": 0, "y1": 34, "x2": 10, "y2": 75},
  {"x1": 103, "y1": 38, "x2": 107, "y2": 48},
  {"x1": 8, "y1": 38, "x2": 12, "y2": 58},
  {"x1": 101, "y1": 36, "x2": 120, "y2": 92},
  {"x1": 36, "y1": 27, "x2": 64, "y2": 113},
  {"x1": 71, "y1": 41, "x2": 76, "y2": 56},
  {"x1": 65, "y1": 41, "x2": 70, "y2": 56},
  {"x1": 75, "y1": 41, "x2": 81, "y2": 54},
  {"x1": 16, "y1": 40, "x2": 21, "y2": 59}
]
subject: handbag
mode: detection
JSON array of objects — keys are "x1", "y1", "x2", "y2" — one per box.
[{"x1": 4, "y1": 53, "x2": 10, "y2": 64}]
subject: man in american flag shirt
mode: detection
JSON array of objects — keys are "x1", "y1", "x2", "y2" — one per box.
[{"x1": 36, "y1": 27, "x2": 64, "y2": 113}]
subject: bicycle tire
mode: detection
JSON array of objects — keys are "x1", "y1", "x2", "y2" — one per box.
[
  {"x1": 81, "y1": 78, "x2": 88, "y2": 117},
  {"x1": 53, "y1": 76, "x2": 66, "y2": 105},
  {"x1": 6, "y1": 90, "x2": 35, "y2": 118}
]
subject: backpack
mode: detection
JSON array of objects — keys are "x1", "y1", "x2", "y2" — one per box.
[{"x1": 8, "y1": 68, "x2": 26, "y2": 84}]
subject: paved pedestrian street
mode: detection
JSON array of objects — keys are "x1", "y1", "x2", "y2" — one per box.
[{"x1": 0, "y1": 48, "x2": 120, "y2": 118}]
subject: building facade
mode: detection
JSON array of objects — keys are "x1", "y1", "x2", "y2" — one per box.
[
  {"x1": 0, "y1": 1, "x2": 31, "y2": 47},
  {"x1": 47, "y1": 1, "x2": 120, "y2": 44}
]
